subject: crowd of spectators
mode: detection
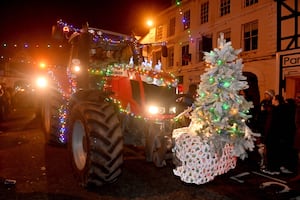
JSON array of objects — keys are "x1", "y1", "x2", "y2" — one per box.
[{"x1": 255, "y1": 89, "x2": 298, "y2": 175}]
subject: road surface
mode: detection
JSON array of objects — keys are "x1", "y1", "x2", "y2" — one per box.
[{"x1": 0, "y1": 107, "x2": 300, "y2": 200}]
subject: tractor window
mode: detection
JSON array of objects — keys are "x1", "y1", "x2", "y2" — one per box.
[
  {"x1": 130, "y1": 80, "x2": 141, "y2": 104},
  {"x1": 143, "y1": 83, "x2": 176, "y2": 105},
  {"x1": 90, "y1": 44, "x2": 133, "y2": 67},
  {"x1": 130, "y1": 80, "x2": 177, "y2": 106}
]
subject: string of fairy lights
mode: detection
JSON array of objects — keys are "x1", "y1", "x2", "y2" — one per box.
[
  {"x1": 43, "y1": 19, "x2": 179, "y2": 142},
  {"x1": 0, "y1": 42, "x2": 67, "y2": 62},
  {"x1": 176, "y1": 0, "x2": 194, "y2": 44},
  {"x1": 0, "y1": 2, "x2": 195, "y2": 142},
  {"x1": 1, "y1": 0, "x2": 192, "y2": 60},
  {"x1": 50, "y1": 62, "x2": 179, "y2": 143}
]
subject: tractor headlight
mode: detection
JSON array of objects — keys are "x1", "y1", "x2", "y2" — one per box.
[
  {"x1": 169, "y1": 106, "x2": 176, "y2": 114},
  {"x1": 36, "y1": 76, "x2": 48, "y2": 88},
  {"x1": 147, "y1": 105, "x2": 165, "y2": 115},
  {"x1": 71, "y1": 59, "x2": 81, "y2": 74},
  {"x1": 72, "y1": 65, "x2": 81, "y2": 73}
]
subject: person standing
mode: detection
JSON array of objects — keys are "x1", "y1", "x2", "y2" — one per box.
[
  {"x1": 282, "y1": 98, "x2": 298, "y2": 172},
  {"x1": 175, "y1": 84, "x2": 198, "y2": 128},
  {"x1": 263, "y1": 94, "x2": 295, "y2": 175},
  {"x1": 239, "y1": 89, "x2": 258, "y2": 131},
  {"x1": 258, "y1": 90, "x2": 275, "y2": 138},
  {"x1": 263, "y1": 94, "x2": 285, "y2": 174},
  {"x1": 257, "y1": 89, "x2": 275, "y2": 169}
]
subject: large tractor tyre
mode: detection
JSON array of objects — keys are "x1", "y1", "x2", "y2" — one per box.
[
  {"x1": 69, "y1": 101, "x2": 123, "y2": 188},
  {"x1": 41, "y1": 89, "x2": 64, "y2": 145},
  {"x1": 145, "y1": 123, "x2": 168, "y2": 167}
]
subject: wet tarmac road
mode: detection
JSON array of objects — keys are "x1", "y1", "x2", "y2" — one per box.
[{"x1": 0, "y1": 107, "x2": 300, "y2": 200}]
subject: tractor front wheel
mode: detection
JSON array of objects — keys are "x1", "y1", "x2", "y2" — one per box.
[{"x1": 69, "y1": 101, "x2": 123, "y2": 187}]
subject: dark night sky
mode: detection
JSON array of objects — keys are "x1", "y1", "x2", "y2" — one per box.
[{"x1": 0, "y1": 0, "x2": 172, "y2": 42}]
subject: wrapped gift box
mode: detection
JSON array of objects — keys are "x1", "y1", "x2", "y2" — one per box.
[{"x1": 172, "y1": 128, "x2": 237, "y2": 184}]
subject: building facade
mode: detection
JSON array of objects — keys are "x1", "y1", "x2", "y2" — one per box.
[{"x1": 141, "y1": 0, "x2": 300, "y2": 105}]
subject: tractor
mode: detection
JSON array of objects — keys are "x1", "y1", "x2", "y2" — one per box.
[{"x1": 40, "y1": 20, "x2": 179, "y2": 187}]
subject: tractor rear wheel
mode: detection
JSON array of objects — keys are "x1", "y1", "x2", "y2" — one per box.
[{"x1": 69, "y1": 101, "x2": 123, "y2": 187}]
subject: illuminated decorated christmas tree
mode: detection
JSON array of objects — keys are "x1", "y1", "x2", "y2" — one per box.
[
  {"x1": 190, "y1": 33, "x2": 256, "y2": 158},
  {"x1": 172, "y1": 33, "x2": 257, "y2": 184}
]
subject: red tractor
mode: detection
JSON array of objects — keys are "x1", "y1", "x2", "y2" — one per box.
[{"x1": 40, "y1": 20, "x2": 179, "y2": 187}]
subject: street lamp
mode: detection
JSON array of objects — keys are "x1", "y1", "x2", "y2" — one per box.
[{"x1": 146, "y1": 19, "x2": 154, "y2": 28}]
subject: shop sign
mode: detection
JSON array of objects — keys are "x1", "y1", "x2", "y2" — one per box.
[{"x1": 282, "y1": 53, "x2": 300, "y2": 67}]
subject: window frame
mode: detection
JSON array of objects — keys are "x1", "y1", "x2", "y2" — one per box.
[
  {"x1": 220, "y1": 0, "x2": 230, "y2": 17},
  {"x1": 243, "y1": 20, "x2": 258, "y2": 51},
  {"x1": 183, "y1": 10, "x2": 191, "y2": 30},
  {"x1": 167, "y1": 46, "x2": 174, "y2": 68},
  {"x1": 244, "y1": 0, "x2": 258, "y2": 8},
  {"x1": 181, "y1": 44, "x2": 190, "y2": 66},
  {"x1": 200, "y1": 1, "x2": 209, "y2": 24},
  {"x1": 156, "y1": 25, "x2": 163, "y2": 41},
  {"x1": 168, "y1": 17, "x2": 176, "y2": 37}
]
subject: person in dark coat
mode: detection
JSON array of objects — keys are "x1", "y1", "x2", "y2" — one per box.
[
  {"x1": 257, "y1": 89, "x2": 275, "y2": 169},
  {"x1": 282, "y1": 98, "x2": 298, "y2": 172},
  {"x1": 263, "y1": 95, "x2": 295, "y2": 175},
  {"x1": 263, "y1": 94, "x2": 285, "y2": 174},
  {"x1": 258, "y1": 89, "x2": 275, "y2": 141}
]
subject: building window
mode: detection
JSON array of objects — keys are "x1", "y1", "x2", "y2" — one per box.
[
  {"x1": 183, "y1": 10, "x2": 190, "y2": 30},
  {"x1": 181, "y1": 44, "x2": 190, "y2": 66},
  {"x1": 156, "y1": 25, "x2": 163, "y2": 41},
  {"x1": 167, "y1": 47, "x2": 174, "y2": 68},
  {"x1": 177, "y1": 76, "x2": 184, "y2": 94},
  {"x1": 243, "y1": 21, "x2": 258, "y2": 51},
  {"x1": 168, "y1": 17, "x2": 176, "y2": 37},
  {"x1": 154, "y1": 51, "x2": 162, "y2": 67},
  {"x1": 197, "y1": 36, "x2": 212, "y2": 62},
  {"x1": 218, "y1": 29, "x2": 231, "y2": 42},
  {"x1": 220, "y1": 0, "x2": 230, "y2": 17},
  {"x1": 200, "y1": 1, "x2": 209, "y2": 24},
  {"x1": 244, "y1": 0, "x2": 258, "y2": 7}
]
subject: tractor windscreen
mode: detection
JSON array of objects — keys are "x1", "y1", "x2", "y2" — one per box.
[
  {"x1": 143, "y1": 82, "x2": 177, "y2": 105},
  {"x1": 89, "y1": 32, "x2": 134, "y2": 68}
]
